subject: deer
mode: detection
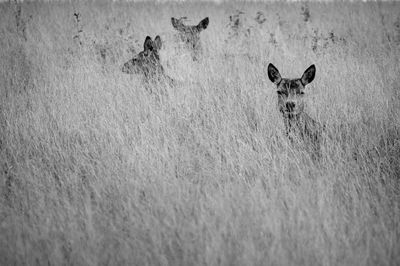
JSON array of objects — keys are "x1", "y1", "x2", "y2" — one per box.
[
  {"x1": 122, "y1": 35, "x2": 174, "y2": 86},
  {"x1": 267, "y1": 63, "x2": 323, "y2": 159},
  {"x1": 171, "y1": 17, "x2": 209, "y2": 61}
]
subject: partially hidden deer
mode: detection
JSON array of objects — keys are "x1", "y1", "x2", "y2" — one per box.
[
  {"x1": 268, "y1": 63, "x2": 323, "y2": 158},
  {"x1": 171, "y1": 17, "x2": 209, "y2": 61},
  {"x1": 122, "y1": 35, "x2": 174, "y2": 86}
]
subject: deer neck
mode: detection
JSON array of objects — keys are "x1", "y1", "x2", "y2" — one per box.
[{"x1": 282, "y1": 111, "x2": 306, "y2": 135}]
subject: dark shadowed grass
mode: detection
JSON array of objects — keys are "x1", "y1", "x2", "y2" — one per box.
[{"x1": 0, "y1": 1, "x2": 400, "y2": 265}]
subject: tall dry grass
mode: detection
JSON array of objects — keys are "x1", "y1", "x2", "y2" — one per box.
[{"x1": 0, "y1": 1, "x2": 399, "y2": 265}]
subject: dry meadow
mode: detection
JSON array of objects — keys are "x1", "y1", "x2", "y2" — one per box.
[{"x1": 1, "y1": 0, "x2": 400, "y2": 265}]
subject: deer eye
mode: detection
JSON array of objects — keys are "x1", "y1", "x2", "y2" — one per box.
[{"x1": 299, "y1": 91, "x2": 305, "y2": 95}]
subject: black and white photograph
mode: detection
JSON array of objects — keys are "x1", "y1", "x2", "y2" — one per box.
[{"x1": 1, "y1": 0, "x2": 399, "y2": 265}]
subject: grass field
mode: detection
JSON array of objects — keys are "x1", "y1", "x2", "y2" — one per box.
[{"x1": 1, "y1": 0, "x2": 400, "y2": 265}]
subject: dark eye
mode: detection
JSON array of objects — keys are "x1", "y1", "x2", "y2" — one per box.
[{"x1": 300, "y1": 91, "x2": 305, "y2": 95}]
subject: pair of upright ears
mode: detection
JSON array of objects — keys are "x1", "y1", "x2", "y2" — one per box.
[
  {"x1": 268, "y1": 63, "x2": 316, "y2": 86},
  {"x1": 143, "y1": 36, "x2": 162, "y2": 52},
  {"x1": 171, "y1": 17, "x2": 209, "y2": 31}
]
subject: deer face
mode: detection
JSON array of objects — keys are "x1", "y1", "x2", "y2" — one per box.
[
  {"x1": 122, "y1": 36, "x2": 164, "y2": 80},
  {"x1": 171, "y1": 17, "x2": 209, "y2": 60},
  {"x1": 268, "y1": 64, "x2": 316, "y2": 118}
]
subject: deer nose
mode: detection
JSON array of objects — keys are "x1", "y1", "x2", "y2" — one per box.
[{"x1": 286, "y1": 102, "x2": 295, "y2": 112}]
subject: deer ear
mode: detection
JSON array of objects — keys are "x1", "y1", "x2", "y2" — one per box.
[
  {"x1": 301, "y1": 64, "x2": 316, "y2": 86},
  {"x1": 268, "y1": 63, "x2": 282, "y2": 84},
  {"x1": 171, "y1": 17, "x2": 182, "y2": 30},
  {"x1": 197, "y1": 17, "x2": 209, "y2": 31},
  {"x1": 143, "y1": 36, "x2": 153, "y2": 51},
  {"x1": 154, "y1": 35, "x2": 162, "y2": 50}
]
